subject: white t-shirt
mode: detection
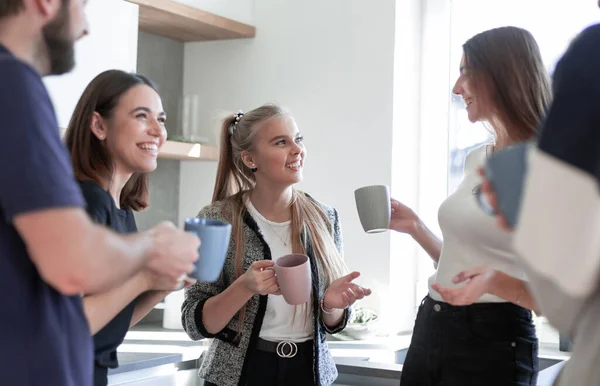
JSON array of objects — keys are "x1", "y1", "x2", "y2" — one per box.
[
  {"x1": 245, "y1": 199, "x2": 313, "y2": 342},
  {"x1": 428, "y1": 145, "x2": 527, "y2": 303}
]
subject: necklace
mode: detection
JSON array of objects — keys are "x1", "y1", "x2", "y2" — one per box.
[
  {"x1": 262, "y1": 219, "x2": 290, "y2": 246},
  {"x1": 245, "y1": 193, "x2": 292, "y2": 246}
]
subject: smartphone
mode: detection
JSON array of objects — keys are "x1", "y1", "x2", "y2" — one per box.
[{"x1": 477, "y1": 141, "x2": 533, "y2": 228}]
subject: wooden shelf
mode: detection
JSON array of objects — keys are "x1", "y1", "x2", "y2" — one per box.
[
  {"x1": 126, "y1": 0, "x2": 256, "y2": 42},
  {"x1": 159, "y1": 140, "x2": 219, "y2": 161}
]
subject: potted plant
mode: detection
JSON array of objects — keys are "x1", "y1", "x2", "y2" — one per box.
[{"x1": 336, "y1": 306, "x2": 379, "y2": 340}]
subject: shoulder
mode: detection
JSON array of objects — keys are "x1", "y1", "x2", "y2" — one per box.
[
  {"x1": 78, "y1": 180, "x2": 113, "y2": 214},
  {"x1": 301, "y1": 192, "x2": 339, "y2": 223},
  {"x1": 197, "y1": 199, "x2": 235, "y2": 222},
  {"x1": 0, "y1": 52, "x2": 55, "y2": 137},
  {"x1": 554, "y1": 24, "x2": 600, "y2": 81},
  {"x1": 0, "y1": 53, "x2": 48, "y2": 102},
  {"x1": 463, "y1": 144, "x2": 490, "y2": 172},
  {"x1": 566, "y1": 24, "x2": 600, "y2": 58}
]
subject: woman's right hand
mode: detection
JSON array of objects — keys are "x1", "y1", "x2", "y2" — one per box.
[
  {"x1": 390, "y1": 198, "x2": 420, "y2": 235},
  {"x1": 241, "y1": 260, "x2": 280, "y2": 295}
]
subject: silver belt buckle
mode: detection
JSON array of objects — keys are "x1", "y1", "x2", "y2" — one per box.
[{"x1": 276, "y1": 341, "x2": 298, "y2": 358}]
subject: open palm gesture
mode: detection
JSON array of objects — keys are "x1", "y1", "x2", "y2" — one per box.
[{"x1": 323, "y1": 271, "x2": 372, "y2": 310}]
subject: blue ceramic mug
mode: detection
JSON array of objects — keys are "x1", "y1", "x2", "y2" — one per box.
[{"x1": 184, "y1": 217, "x2": 232, "y2": 282}]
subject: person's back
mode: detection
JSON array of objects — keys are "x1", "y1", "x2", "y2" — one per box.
[{"x1": 0, "y1": 30, "x2": 93, "y2": 386}]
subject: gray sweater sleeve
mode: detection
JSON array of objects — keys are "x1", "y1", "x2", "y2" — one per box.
[
  {"x1": 320, "y1": 207, "x2": 352, "y2": 335},
  {"x1": 181, "y1": 204, "x2": 228, "y2": 341}
]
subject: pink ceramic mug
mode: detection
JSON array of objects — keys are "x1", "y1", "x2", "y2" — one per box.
[{"x1": 274, "y1": 254, "x2": 311, "y2": 305}]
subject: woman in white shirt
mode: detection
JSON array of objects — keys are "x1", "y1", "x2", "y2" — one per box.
[
  {"x1": 391, "y1": 27, "x2": 552, "y2": 385},
  {"x1": 181, "y1": 104, "x2": 371, "y2": 386}
]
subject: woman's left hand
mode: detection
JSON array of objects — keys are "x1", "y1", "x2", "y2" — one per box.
[
  {"x1": 431, "y1": 266, "x2": 496, "y2": 306},
  {"x1": 323, "y1": 271, "x2": 372, "y2": 310}
]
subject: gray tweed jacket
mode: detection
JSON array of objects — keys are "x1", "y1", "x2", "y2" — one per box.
[{"x1": 181, "y1": 194, "x2": 350, "y2": 386}]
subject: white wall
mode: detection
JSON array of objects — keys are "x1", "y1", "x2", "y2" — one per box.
[
  {"x1": 173, "y1": 0, "x2": 254, "y2": 25},
  {"x1": 44, "y1": 0, "x2": 138, "y2": 129},
  {"x1": 180, "y1": 0, "x2": 404, "y2": 331}
]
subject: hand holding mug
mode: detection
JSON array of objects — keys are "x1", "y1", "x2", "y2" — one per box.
[
  {"x1": 390, "y1": 198, "x2": 420, "y2": 235},
  {"x1": 241, "y1": 260, "x2": 280, "y2": 296},
  {"x1": 145, "y1": 221, "x2": 200, "y2": 280},
  {"x1": 478, "y1": 167, "x2": 513, "y2": 232}
]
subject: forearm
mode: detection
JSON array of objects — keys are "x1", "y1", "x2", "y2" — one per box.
[
  {"x1": 412, "y1": 221, "x2": 443, "y2": 263},
  {"x1": 202, "y1": 278, "x2": 254, "y2": 334},
  {"x1": 489, "y1": 271, "x2": 538, "y2": 312},
  {"x1": 79, "y1": 225, "x2": 151, "y2": 293},
  {"x1": 130, "y1": 290, "x2": 170, "y2": 327},
  {"x1": 83, "y1": 273, "x2": 149, "y2": 334},
  {"x1": 322, "y1": 307, "x2": 345, "y2": 328}
]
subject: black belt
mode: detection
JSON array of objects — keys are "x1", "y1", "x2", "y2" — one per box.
[{"x1": 256, "y1": 338, "x2": 313, "y2": 358}]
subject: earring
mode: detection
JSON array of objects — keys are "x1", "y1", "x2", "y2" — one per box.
[{"x1": 251, "y1": 167, "x2": 257, "y2": 173}]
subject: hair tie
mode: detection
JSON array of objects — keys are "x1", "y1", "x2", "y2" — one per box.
[{"x1": 229, "y1": 110, "x2": 244, "y2": 135}]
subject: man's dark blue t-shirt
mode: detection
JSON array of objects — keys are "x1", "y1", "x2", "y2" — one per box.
[{"x1": 0, "y1": 45, "x2": 92, "y2": 385}]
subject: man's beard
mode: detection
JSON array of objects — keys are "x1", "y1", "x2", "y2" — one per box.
[{"x1": 41, "y1": 2, "x2": 75, "y2": 75}]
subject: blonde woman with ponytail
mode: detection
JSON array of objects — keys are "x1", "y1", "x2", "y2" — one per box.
[{"x1": 182, "y1": 104, "x2": 371, "y2": 386}]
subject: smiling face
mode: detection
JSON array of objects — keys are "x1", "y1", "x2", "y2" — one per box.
[
  {"x1": 93, "y1": 84, "x2": 167, "y2": 176},
  {"x1": 452, "y1": 54, "x2": 493, "y2": 123},
  {"x1": 242, "y1": 115, "x2": 305, "y2": 188}
]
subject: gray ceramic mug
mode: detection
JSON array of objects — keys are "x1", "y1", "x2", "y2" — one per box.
[
  {"x1": 354, "y1": 185, "x2": 391, "y2": 233},
  {"x1": 184, "y1": 217, "x2": 232, "y2": 282}
]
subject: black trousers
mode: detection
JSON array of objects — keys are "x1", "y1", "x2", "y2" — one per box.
[
  {"x1": 400, "y1": 296, "x2": 539, "y2": 386},
  {"x1": 205, "y1": 339, "x2": 315, "y2": 386}
]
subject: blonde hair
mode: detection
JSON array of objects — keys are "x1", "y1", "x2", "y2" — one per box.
[{"x1": 212, "y1": 103, "x2": 346, "y2": 326}]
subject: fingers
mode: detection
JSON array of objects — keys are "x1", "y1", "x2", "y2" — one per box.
[
  {"x1": 431, "y1": 284, "x2": 473, "y2": 306},
  {"x1": 263, "y1": 277, "x2": 277, "y2": 288},
  {"x1": 348, "y1": 283, "x2": 370, "y2": 301},
  {"x1": 431, "y1": 284, "x2": 460, "y2": 305},
  {"x1": 343, "y1": 271, "x2": 361, "y2": 283},
  {"x1": 345, "y1": 288, "x2": 357, "y2": 305},
  {"x1": 173, "y1": 280, "x2": 186, "y2": 291},
  {"x1": 263, "y1": 282, "x2": 280, "y2": 295},
  {"x1": 257, "y1": 268, "x2": 276, "y2": 281},
  {"x1": 252, "y1": 260, "x2": 275, "y2": 270},
  {"x1": 259, "y1": 277, "x2": 280, "y2": 295},
  {"x1": 452, "y1": 266, "x2": 485, "y2": 284},
  {"x1": 341, "y1": 291, "x2": 350, "y2": 307}
]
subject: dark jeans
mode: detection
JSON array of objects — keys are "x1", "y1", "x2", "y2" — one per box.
[
  {"x1": 400, "y1": 296, "x2": 539, "y2": 386},
  {"x1": 204, "y1": 339, "x2": 315, "y2": 386}
]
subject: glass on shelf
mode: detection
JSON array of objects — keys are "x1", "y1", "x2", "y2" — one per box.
[{"x1": 178, "y1": 94, "x2": 208, "y2": 144}]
